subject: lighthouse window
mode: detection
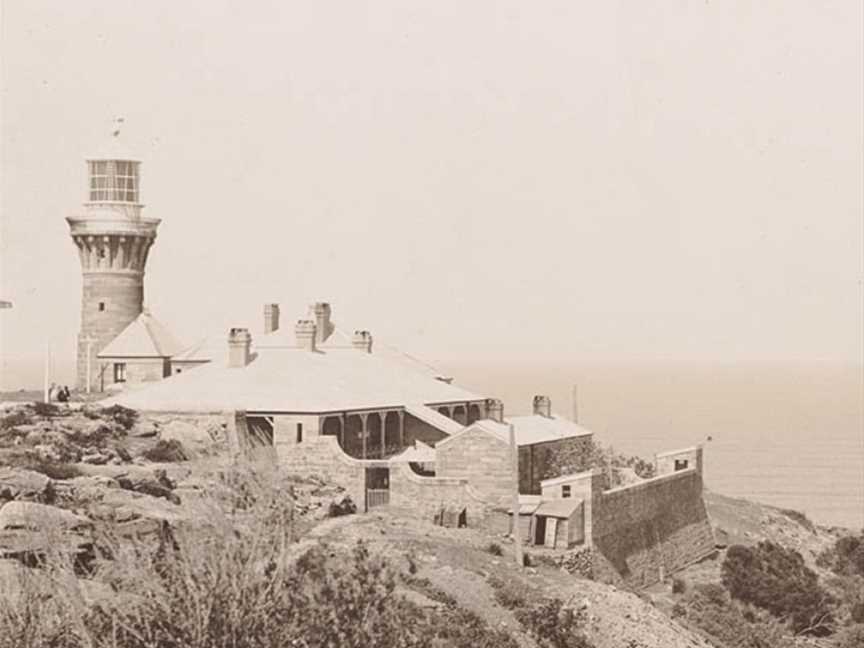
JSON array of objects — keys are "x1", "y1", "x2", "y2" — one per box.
[
  {"x1": 98, "y1": 302, "x2": 105, "y2": 312},
  {"x1": 89, "y1": 160, "x2": 138, "y2": 202}
]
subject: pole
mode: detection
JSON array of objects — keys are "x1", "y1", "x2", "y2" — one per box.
[
  {"x1": 43, "y1": 342, "x2": 50, "y2": 403},
  {"x1": 572, "y1": 383, "x2": 579, "y2": 423},
  {"x1": 509, "y1": 422, "x2": 523, "y2": 567}
]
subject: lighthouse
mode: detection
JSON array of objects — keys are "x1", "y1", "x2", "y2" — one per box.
[{"x1": 67, "y1": 125, "x2": 161, "y2": 391}]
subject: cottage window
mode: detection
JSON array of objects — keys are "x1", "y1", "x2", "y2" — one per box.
[
  {"x1": 296, "y1": 423, "x2": 303, "y2": 443},
  {"x1": 113, "y1": 363, "x2": 126, "y2": 383},
  {"x1": 674, "y1": 459, "x2": 688, "y2": 471},
  {"x1": 98, "y1": 302, "x2": 106, "y2": 311},
  {"x1": 562, "y1": 485, "x2": 571, "y2": 498}
]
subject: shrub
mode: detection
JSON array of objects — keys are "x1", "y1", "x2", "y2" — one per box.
[
  {"x1": 489, "y1": 577, "x2": 527, "y2": 610},
  {"x1": 818, "y1": 532, "x2": 864, "y2": 577},
  {"x1": 33, "y1": 402, "x2": 61, "y2": 417},
  {"x1": 487, "y1": 542, "x2": 503, "y2": 556},
  {"x1": 99, "y1": 405, "x2": 138, "y2": 431},
  {"x1": 327, "y1": 495, "x2": 356, "y2": 517},
  {"x1": 141, "y1": 439, "x2": 188, "y2": 462},
  {"x1": 779, "y1": 508, "x2": 816, "y2": 533},
  {"x1": 0, "y1": 409, "x2": 32, "y2": 430},
  {"x1": 836, "y1": 624, "x2": 864, "y2": 648},
  {"x1": 25, "y1": 460, "x2": 84, "y2": 481},
  {"x1": 672, "y1": 577, "x2": 687, "y2": 594},
  {"x1": 722, "y1": 542, "x2": 834, "y2": 635},
  {"x1": 672, "y1": 583, "x2": 786, "y2": 648},
  {"x1": 515, "y1": 597, "x2": 594, "y2": 648}
]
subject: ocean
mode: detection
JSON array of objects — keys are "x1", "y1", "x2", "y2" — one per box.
[{"x1": 453, "y1": 364, "x2": 864, "y2": 530}]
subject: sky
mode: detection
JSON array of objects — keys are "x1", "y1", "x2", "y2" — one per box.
[{"x1": 1, "y1": 0, "x2": 862, "y2": 390}]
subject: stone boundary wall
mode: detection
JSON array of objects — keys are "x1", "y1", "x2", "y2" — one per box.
[
  {"x1": 590, "y1": 468, "x2": 715, "y2": 588},
  {"x1": 272, "y1": 435, "x2": 367, "y2": 510},
  {"x1": 389, "y1": 462, "x2": 493, "y2": 523}
]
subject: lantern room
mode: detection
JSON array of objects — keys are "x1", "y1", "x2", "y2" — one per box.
[{"x1": 87, "y1": 159, "x2": 140, "y2": 203}]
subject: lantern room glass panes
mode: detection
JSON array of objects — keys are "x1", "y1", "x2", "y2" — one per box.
[{"x1": 89, "y1": 160, "x2": 139, "y2": 202}]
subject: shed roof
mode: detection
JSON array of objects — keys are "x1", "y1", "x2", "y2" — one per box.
[
  {"x1": 98, "y1": 311, "x2": 183, "y2": 359},
  {"x1": 535, "y1": 499, "x2": 583, "y2": 518},
  {"x1": 404, "y1": 404, "x2": 465, "y2": 436},
  {"x1": 441, "y1": 415, "x2": 593, "y2": 450}
]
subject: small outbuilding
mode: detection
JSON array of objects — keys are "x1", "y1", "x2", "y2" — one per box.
[{"x1": 531, "y1": 499, "x2": 584, "y2": 549}]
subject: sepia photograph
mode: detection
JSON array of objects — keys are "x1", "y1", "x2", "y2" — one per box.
[{"x1": 1, "y1": 2, "x2": 862, "y2": 647}]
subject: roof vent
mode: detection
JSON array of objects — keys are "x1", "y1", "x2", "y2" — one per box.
[
  {"x1": 227, "y1": 328, "x2": 252, "y2": 368},
  {"x1": 295, "y1": 319, "x2": 317, "y2": 351},
  {"x1": 352, "y1": 330, "x2": 373, "y2": 353},
  {"x1": 533, "y1": 395, "x2": 552, "y2": 418}
]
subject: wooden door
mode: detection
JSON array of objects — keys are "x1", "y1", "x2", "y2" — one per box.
[{"x1": 544, "y1": 517, "x2": 558, "y2": 549}]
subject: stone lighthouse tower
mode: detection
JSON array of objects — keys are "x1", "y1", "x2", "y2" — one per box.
[{"x1": 67, "y1": 130, "x2": 160, "y2": 390}]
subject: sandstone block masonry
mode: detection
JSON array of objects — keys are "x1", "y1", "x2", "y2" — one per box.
[
  {"x1": 590, "y1": 468, "x2": 715, "y2": 588},
  {"x1": 67, "y1": 156, "x2": 160, "y2": 391}
]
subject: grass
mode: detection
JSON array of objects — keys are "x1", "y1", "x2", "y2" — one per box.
[{"x1": 0, "y1": 462, "x2": 532, "y2": 648}]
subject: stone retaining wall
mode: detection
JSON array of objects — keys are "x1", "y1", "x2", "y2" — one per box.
[{"x1": 590, "y1": 469, "x2": 715, "y2": 588}]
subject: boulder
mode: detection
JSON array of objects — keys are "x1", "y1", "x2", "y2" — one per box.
[
  {"x1": 0, "y1": 500, "x2": 89, "y2": 531},
  {"x1": 160, "y1": 420, "x2": 217, "y2": 455},
  {"x1": 0, "y1": 468, "x2": 51, "y2": 502},
  {"x1": 129, "y1": 419, "x2": 159, "y2": 438},
  {"x1": 0, "y1": 501, "x2": 92, "y2": 561}
]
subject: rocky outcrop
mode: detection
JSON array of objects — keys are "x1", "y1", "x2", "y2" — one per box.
[
  {"x1": 0, "y1": 501, "x2": 93, "y2": 564},
  {"x1": 0, "y1": 468, "x2": 52, "y2": 502}
]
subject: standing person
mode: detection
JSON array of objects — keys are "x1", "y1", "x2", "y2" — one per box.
[
  {"x1": 47, "y1": 382, "x2": 58, "y2": 403},
  {"x1": 58, "y1": 386, "x2": 69, "y2": 403}
]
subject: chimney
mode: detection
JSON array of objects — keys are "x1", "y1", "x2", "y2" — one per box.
[
  {"x1": 312, "y1": 302, "x2": 332, "y2": 344},
  {"x1": 295, "y1": 319, "x2": 317, "y2": 351},
  {"x1": 351, "y1": 330, "x2": 373, "y2": 353},
  {"x1": 485, "y1": 398, "x2": 504, "y2": 423},
  {"x1": 264, "y1": 303, "x2": 280, "y2": 334},
  {"x1": 227, "y1": 328, "x2": 252, "y2": 368},
  {"x1": 533, "y1": 395, "x2": 552, "y2": 417}
]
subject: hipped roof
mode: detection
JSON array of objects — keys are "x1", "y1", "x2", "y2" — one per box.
[
  {"x1": 98, "y1": 311, "x2": 182, "y2": 359},
  {"x1": 101, "y1": 345, "x2": 483, "y2": 413}
]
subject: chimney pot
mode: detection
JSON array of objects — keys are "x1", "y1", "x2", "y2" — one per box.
[
  {"x1": 311, "y1": 302, "x2": 332, "y2": 344},
  {"x1": 532, "y1": 395, "x2": 552, "y2": 418},
  {"x1": 227, "y1": 328, "x2": 252, "y2": 368},
  {"x1": 264, "y1": 303, "x2": 280, "y2": 334},
  {"x1": 295, "y1": 319, "x2": 317, "y2": 351},
  {"x1": 351, "y1": 330, "x2": 373, "y2": 353},
  {"x1": 485, "y1": 398, "x2": 504, "y2": 423}
]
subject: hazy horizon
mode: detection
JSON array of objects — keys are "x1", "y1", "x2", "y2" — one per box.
[{"x1": 2, "y1": 1, "x2": 863, "y2": 389}]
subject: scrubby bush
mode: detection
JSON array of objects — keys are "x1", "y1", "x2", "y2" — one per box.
[
  {"x1": 33, "y1": 402, "x2": 61, "y2": 418},
  {"x1": 99, "y1": 404, "x2": 138, "y2": 431},
  {"x1": 818, "y1": 532, "x2": 864, "y2": 577},
  {"x1": 487, "y1": 542, "x2": 503, "y2": 556},
  {"x1": 141, "y1": 439, "x2": 188, "y2": 462},
  {"x1": 722, "y1": 541, "x2": 834, "y2": 635},
  {"x1": 778, "y1": 507, "x2": 816, "y2": 533},
  {"x1": 672, "y1": 583, "x2": 786, "y2": 648},
  {"x1": 489, "y1": 576, "x2": 528, "y2": 610},
  {"x1": 672, "y1": 577, "x2": 687, "y2": 594},
  {"x1": 546, "y1": 438, "x2": 656, "y2": 489},
  {"x1": 0, "y1": 408, "x2": 32, "y2": 430},
  {"x1": 515, "y1": 597, "x2": 594, "y2": 648},
  {"x1": 835, "y1": 624, "x2": 864, "y2": 648},
  {"x1": 327, "y1": 495, "x2": 357, "y2": 517}
]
